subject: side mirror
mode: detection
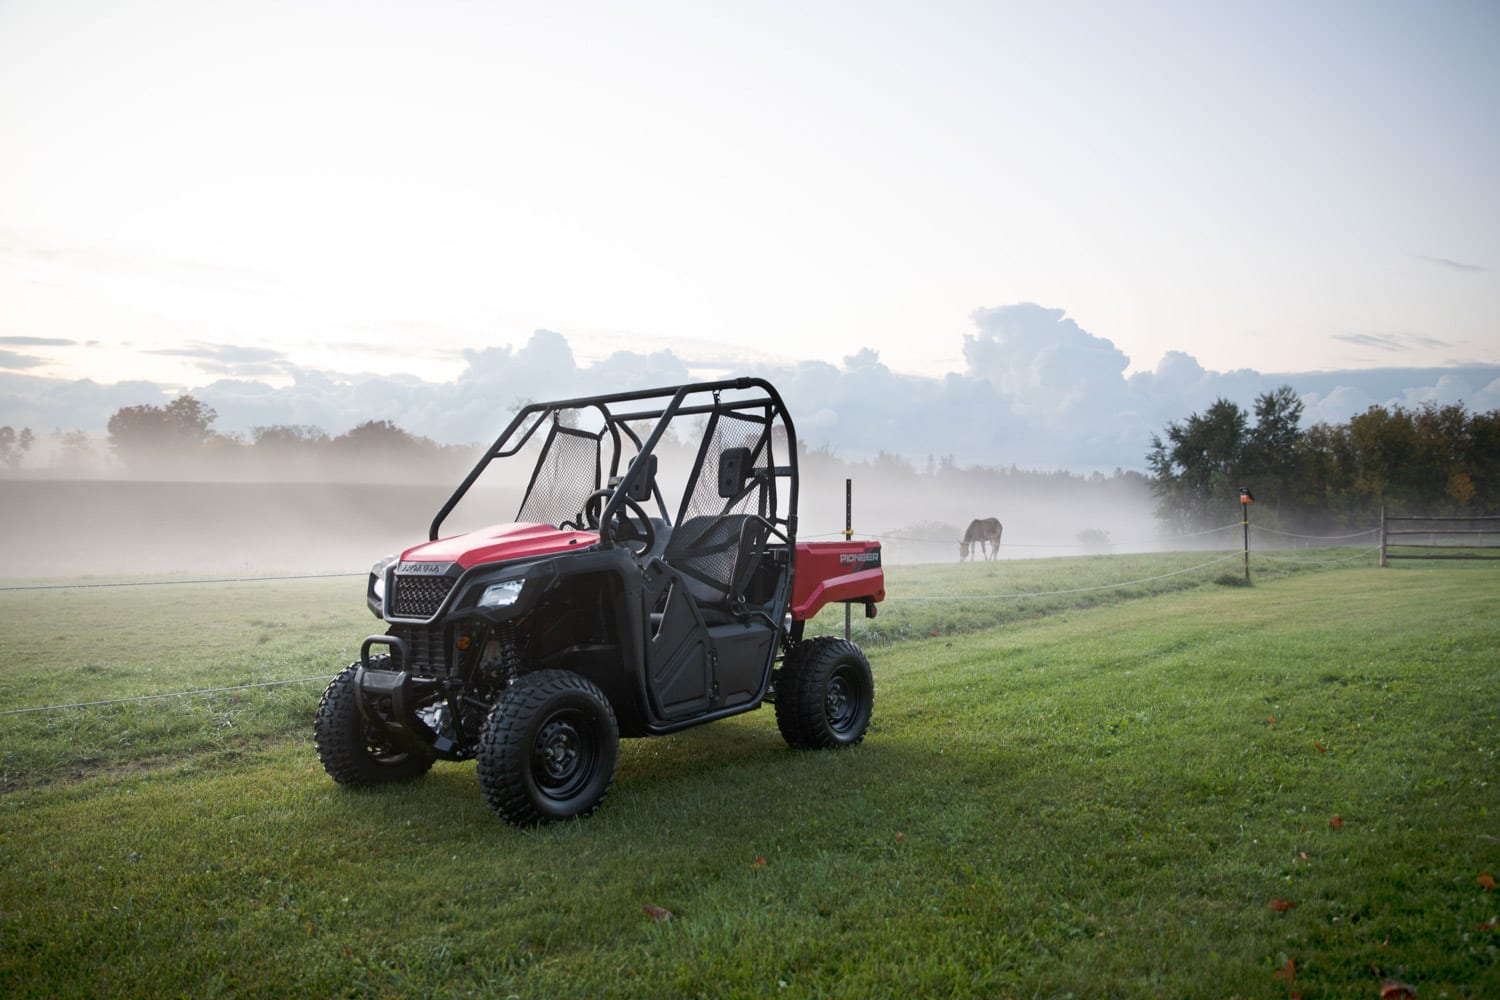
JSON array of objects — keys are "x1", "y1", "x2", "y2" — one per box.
[{"x1": 717, "y1": 447, "x2": 754, "y2": 499}]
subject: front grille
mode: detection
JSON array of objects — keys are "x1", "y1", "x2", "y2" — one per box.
[
  {"x1": 391, "y1": 574, "x2": 456, "y2": 619},
  {"x1": 390, "y1": 625, "x2": 448, "y2": 675}
]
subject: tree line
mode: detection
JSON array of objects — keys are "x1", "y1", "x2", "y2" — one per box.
[
  {"x1": 0, "y1": 395, "x2": 468, "y2": 479},
  {"x1": 96, "y1": 394, "x2": 475, "y2": 478},
  {"x1": 1147, "y1": 386, "x2": 1500, "y2": 532}
]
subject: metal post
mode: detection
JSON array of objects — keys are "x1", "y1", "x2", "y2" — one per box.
[
  {"x1": 844, "y1": 478, "x2": 852, "y2": 640},
  {"x1": 1379, "y1": 506, "x2": 1387, "y2": 568},
  {"x1": 1239, "y1": 487, "x2": 1255, "y2": 582}
]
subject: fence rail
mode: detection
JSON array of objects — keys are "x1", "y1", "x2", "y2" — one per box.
[{"x1": 1380, "y1": 511, "x2": 1500, "y2": 565}]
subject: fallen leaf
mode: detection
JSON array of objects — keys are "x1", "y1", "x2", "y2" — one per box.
[
  {"x1": 1314, "y1": 741, "x2": 1327, "y2": 755},
  {"x1": 929, "y1": 629, "x2": 940, "y2": 637},
  {"x1": 1268, "y1": 897, "x2": 1297, "y2": 912},
  {"x1": 1273, "y1": 956, "x2": 1296, "y2": 981},
  {"x1": 1479, "y1": 873, "x2": 1497, "y2": 891},
  {"x1": 1379, "y1": 980, "x2": 1417, "y2": 999},
  {"x1": 1267, "y1": 716, "x2": 1278, "y2": 726},
  {"x1": 1330, "y1": 814, "x2": 1345, "y2": 830},
  {"x1": 1476, "y1": 917, "x2": 1499, "y2": 932},
  {"x1": 1299, "y1": 852, "x2": 1309, "y2": 861},
  {"x1": 751, "y1": 855, "x2": 766, "y2": 869},
  {"x1": 642, "y1": 904, "x2": 674, "y2": 922},
  {"x1": 896, "y1": 831, "x2": 906, "y2": 843}
]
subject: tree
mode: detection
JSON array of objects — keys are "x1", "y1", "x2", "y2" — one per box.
[
  {"x1": 1146, "y1": 397, "x2": 1249, "y2": 531},
  {"x1": 51, "y1": 429, "x2": 98, "y2": 471},
  {"x1": 1243, "y1": 386, "x2": 1305, "y2": 515},
  {"x1": 107, "y1": 395, "x2": 218, "y2": 472},
  {"x1": 0, "y1": 426, "x2": 35, "y2": 471},
  {"x1": 331, "y1": 420, "x2": 433, "y2": 454},
  {"x1": 252, "y1": 424, "x2": 330, "y2": 450}
]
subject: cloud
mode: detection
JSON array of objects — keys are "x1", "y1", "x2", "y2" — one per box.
[
  {"x1": 0, "y1": 336, "x2": 76, "y2": 347},
  {"x1": 146, "y1": 342, "x2": 291, "y2": 378},
  {"x1": 1332, "y1": 332, "x2": 1450, "y2": 353},
  {"x1": 1419, "y1": 255, "x2": 1487, "y2": 273},
  {"x1": 963, "y1": 303, "x2": 1131, "y2": 419},
  {"x1": 3, "y1": 316, "x2": 1498, "y2": 471},
  {"x1": 0, "y1": 350, "x2": 48, "y2": 370}
]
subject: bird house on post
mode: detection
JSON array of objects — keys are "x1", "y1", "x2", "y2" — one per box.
[{"x1": 1239, "y1": 487, "x2": 1254, "y2": 580}]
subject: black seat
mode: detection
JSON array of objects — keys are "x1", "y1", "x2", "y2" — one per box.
[{"x1": 663, "y1": 514, "x2": 769, "y2": 622}]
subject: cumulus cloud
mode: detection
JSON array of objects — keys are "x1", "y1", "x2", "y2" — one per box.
[
  {"x1": 964, "y1": 304, "x2": 1131, "y2": 418},
  {"x1": 3, "y1": 315, "x2": 1498, "y2": 471}
]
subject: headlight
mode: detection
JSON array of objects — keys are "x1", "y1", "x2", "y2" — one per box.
[
  {"x1": 369, "y1": 556, "x2": 395, "y2": 601},
  {"x1": 477, "y1": 578, "x2": 526, "y2": 609}
]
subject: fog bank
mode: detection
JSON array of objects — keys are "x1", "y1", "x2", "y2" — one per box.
[{"x1": 1, "y1": 465, "x2": 1166, "y2": 581}]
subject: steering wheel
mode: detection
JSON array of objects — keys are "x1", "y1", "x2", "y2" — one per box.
[{"x1": 580, "y1": 489, "x2": 656, "y2": 557}]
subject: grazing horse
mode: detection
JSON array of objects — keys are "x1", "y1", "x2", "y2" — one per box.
[{"x1": 960, "y1": 517, "x2": 1003, "y2": 561}]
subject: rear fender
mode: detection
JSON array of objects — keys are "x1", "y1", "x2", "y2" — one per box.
[{"x1": 790, "y1": 540, "x2": 885, "y2": 621}]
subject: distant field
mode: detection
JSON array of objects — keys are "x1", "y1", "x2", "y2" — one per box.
[
  {"x1": 0, "y1": 480, "x2": 453, "y2": 577},
  {"x1": 0, "y1": 474, "x2": 1167, "y2": 578},
  {"x1": 5, "y1": 553, "x2": 1496, "y2": 997}
]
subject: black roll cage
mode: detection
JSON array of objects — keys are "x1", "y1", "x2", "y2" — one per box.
[{"x1": 428, "y1": 376, "x2": 801, "y2": 551}]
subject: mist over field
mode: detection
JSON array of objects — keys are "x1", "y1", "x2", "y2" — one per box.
[{"x1": 0, "y1": 458, "x2": 1159, "y2": 580}]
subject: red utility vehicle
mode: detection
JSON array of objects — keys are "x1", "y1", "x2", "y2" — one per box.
[{"x1": 314, "y1": 378, "x2": 884, "y2": 825}]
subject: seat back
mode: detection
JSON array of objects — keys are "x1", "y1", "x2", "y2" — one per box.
[{"x1": 664, "y1": 513, "x2": 768, "y2": 612}]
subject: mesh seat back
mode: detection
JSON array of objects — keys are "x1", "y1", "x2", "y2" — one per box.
[{"x1": 665, "y1": 514, "x2": 763, "y2": 608}]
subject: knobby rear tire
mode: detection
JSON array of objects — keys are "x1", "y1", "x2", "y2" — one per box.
[
  {"x1": 476, "y1": 669, "x2": 620, "y2": 827},
  {"x1": 775, "y1": 636, "x2": 874, "y2": 749}
]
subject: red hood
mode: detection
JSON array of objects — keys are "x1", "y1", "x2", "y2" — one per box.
[{"x1": 399, "y1": 522, "x2": 598, "y2": 569}]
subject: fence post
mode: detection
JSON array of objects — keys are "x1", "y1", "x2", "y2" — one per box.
[
  {"x1": 844, "y1": 478, "x2": 853, "y2": 641},
  {"x1": 1379, "y1": 506, "x2": 1387, "y2": 568},
  {"x1": 1239, "y1": 487, "x2": 1254, "y2": 581}
]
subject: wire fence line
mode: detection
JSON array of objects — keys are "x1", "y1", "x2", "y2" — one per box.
[
  {"x1": 1250, "y1": 525, "x2": 1381, "y2": 541},
  {"x1": 808, "y1": 519, "x2": 1249, "y2": 547},
  {"x1": 1253, "y1": 544, "x2": 1384, "y2": 567},
  {"x1": 0, "y1": 527, "x2": 1383, "y2": 717},
  {"x1": 0, "y1": 571, "x2": 365, "y2": 593},
  {"x1": 883, "y1": 551, "x2": 1245, "y2": 602},
  {"x1": 0, "y1": 522, "x2": 1376, "y2": 592},
  {"x1": 0, "y1": 676, "x2": 333, "y2": 718}
]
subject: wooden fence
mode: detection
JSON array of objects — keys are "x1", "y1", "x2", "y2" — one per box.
[{"x1": 1380, "y1": 511, "x2": 1500, "y2": 566}]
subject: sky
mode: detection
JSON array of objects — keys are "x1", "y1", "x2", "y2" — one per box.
[{"x1": 1, "y1": 0, "x2": 1497, "y2": 469}]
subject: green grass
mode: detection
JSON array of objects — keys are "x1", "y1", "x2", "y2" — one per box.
[
  {"x1": 0, "y1": 576, "x2": 368, "y2": 789},
  {"x1": 3, "y1": 556, "x2": 1498, "y2": 997}
]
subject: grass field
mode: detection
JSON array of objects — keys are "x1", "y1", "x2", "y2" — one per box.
[{"x1": 2, "y1": 552, "x2": 1497, "y2": 997}]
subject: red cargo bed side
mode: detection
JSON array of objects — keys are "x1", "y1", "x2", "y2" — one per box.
[{"x1": 790, "y1": 540, "x2": 885, "y2": 621}]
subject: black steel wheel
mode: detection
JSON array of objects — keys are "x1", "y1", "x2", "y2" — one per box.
[
  {"x1": 774, "y1": 636, "x2": 874, "y2": 749},
  {"x1": 476, "y1": 669, "x2": 620, "y2": 826},
  {"x1": 314, "y1": 659, "x2": 435, "y2": 785}
]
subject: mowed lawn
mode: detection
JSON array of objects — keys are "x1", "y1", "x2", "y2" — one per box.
[{"x1": 1, "y1": 560, "x2": 1497, "y2": 998}]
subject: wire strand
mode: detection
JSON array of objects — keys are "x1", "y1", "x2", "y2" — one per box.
[
  {"x1": 885, "y1": 552, "x2": 1243, "y2": 602},
  {"x1": 0, "y1": 572, "x2": 364, "y2": 593},
  {"x1": 0, "y1": 676, "x2": 332, "y2": 717}
]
